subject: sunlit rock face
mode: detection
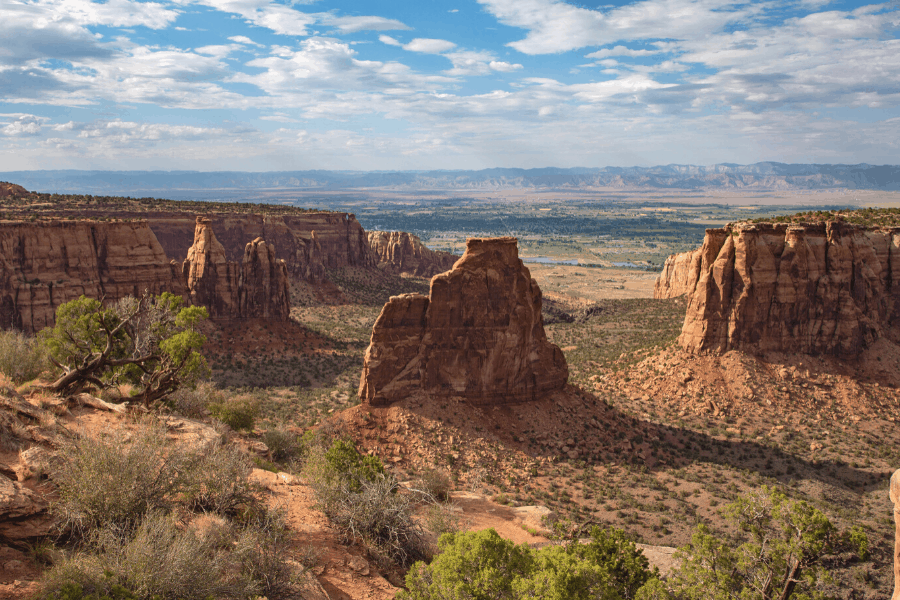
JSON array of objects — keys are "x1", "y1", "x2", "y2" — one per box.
[
  {"x1": 359, "y1": 237, "x2": 568, "y2": 406},
  {"x1": 676, "y1": 221, "x2": 900, "y2": 357}
]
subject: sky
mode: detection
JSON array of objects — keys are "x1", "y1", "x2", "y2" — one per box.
[{"x1": 1, "y1": 0, "x2": 899, "y2": 171}]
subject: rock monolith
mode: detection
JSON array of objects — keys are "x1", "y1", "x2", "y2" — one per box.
[{"x1": 358, "y1": 237, "x2": 568, "y2": 406}]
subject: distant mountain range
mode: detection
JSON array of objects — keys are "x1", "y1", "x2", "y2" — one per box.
[{"x1": 4, "y1": 163, "x2": 900, "y2": 195}]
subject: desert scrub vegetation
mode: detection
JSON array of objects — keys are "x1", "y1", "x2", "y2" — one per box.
[
  {"x1": 0, "y1": 329, "x2": 50, "y2": 383},
  {"x1": 399, "y1": 526, "x2": 659, "y2": 600},
  {"x1": 42, "y1": 421, "x2": 303, "y2": 600},
  {"x1": 303, "y1": 435, "x2": 429, "y2": 569}
]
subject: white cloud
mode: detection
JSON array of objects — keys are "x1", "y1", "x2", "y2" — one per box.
[
  {"x1": 323, "y1": 15, "x2": 411, "y2": 32},
  {"x1": 489, "y1": 61, "x2": 523, "y2": 72},
  {"x1": 379, "y1": 35, "x2": 403, "y2": 47},
  {"x1": 449, "y1": 8, "x2": 459, "y2": 12},
  {"x1": 585, "y1": 45, "x2": 661, "y2": 59},
  {"x1": 1, "y1": 115, "x2": 43, "y2": 136},
  {"x1": 403, "y1": 38, "x2": 457, "y2": 54},
  {"x1": 228, "y1": 35, "x2": 263, "y2": 46},
  {"x1": 194, "y1": 44, "x2": 235, "y2": 58},
  {"x1": 477, "y1": 0, "x2": 754, "y2": 54}
]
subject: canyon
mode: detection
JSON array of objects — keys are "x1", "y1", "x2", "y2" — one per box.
[
  {"x1": 358, "y1": 237, "x2": 568, "y2": 406},
  {"x1": 656, "y1": 221, "x2": 900, "y2": 357}
]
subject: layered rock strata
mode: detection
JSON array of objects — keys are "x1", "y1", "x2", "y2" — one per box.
[
  {"x1": 675, "y1": 221, "x2": 900, "y2": 357},
  {"x1": 358, "y1": 237, "x2": 568, "y2": 406},
  {"x1": 0, "y1": 221, "x2": 185, "y2": 332},
  {"x1": 654, "y1": 249, "x2": 702, "y2": 299},
  {"x1": 182, "y1": 217, "x2": 290, "y2": 320},
  {"x1": 146, "y1": 213, "x2": 371, "y2": 281},
  {"x1": 367, "y1": 231, "x2": 457, "y2": 278},
  {"x1": 891, "y1": 469, "x2": 900, "y2": 600}
]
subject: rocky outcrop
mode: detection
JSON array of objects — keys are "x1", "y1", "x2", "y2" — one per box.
[
  {"x1": 146, "y1": 213, "x2": 374, "y2": 281},
  {"x1": 654, "y1": 249, "x2": 702, "y2": 299},
  {"x1": 358, "y1": 237, "x2": 568, "y2": 406},
  {"x1": 678, "y1": 221, "x2": 900, "y2": 357},
  {"x1": 182, "y1": 217, "x2": 290, "y2": 320},
  {"x1": 0, "y1": 221, "x2": 185, "y2": 332},
  {"x1": 239, "y1": 237, "x2": 290, "y2": 320},
  {"x1": 0, "y1": 182, "x2": 28, "y2": 197},
  {"x1": 367, "y1": 231, "x2": 457, "y2": 278}
]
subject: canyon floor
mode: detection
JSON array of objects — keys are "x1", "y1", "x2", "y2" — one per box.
[{"x1": 186, "y1": 259, "x2": 898, "y2": 598}]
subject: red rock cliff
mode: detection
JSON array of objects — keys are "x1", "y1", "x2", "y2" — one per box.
[
  {"x1": 367, "y1": 231, "x2": 457, "y2": 277},
  {"x1": 677, "y1": 221, "x2": 900, "y2": 357},
  {"x1": 145, "y1": 212, "x2": 372, "y2": 280},
  {"x1": 654, "y1": 249, "x2": 702, "y2": 299},
  {"x1": 182, "y1": 217, "x2": 290, "y2": 320},
  {"x1": 0, "y1": 220, "x2": 185, "y2": 332},
  {"x1": 358, "y1": 237, "x2": 568, "y2": 406}
]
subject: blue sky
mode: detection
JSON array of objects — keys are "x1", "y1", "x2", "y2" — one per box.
[{"x1": 1, "y1": 0, "x2": 899, "y2": 170}]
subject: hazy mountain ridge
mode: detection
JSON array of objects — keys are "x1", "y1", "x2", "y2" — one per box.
[{"x1": 4, "y1": 162, "x2": 900, "y2": 193}]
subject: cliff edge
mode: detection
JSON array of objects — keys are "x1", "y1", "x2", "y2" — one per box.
[
  {"x1": 367, "y1": 231, "x2": 457, "y2": 278},
  {"x1": 358, "y1": 237, "x2": 568, "y2": 406},
  {"x1": 662, "y1": 221, "x2": 900, "y2": 357}
]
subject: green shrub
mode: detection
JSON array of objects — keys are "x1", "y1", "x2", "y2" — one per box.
[
  {"x1": 399, "y1": 527, "x2": 659, "y2": 600},
  {"x1": 304, "y1": 439, "x2": 426, "y2": 568},
  {"x1": 0, "y1": 329, "x2": 49, "y2": 384},
  {"x1": 209, "y1": 397, "x2": 258, "y2": 431},
  {"x1": 262, "y1": 427, "x2": 300, "y2": 462}
]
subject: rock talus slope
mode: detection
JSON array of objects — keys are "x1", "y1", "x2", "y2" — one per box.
[
  {"x1": 667, "y1": 221, "x2": 900, "y2": 356},
  {"x1": 367, "y1": 231, "x2": 457, "y2": 278},
  {"x1": 0, "y1": 221, "x2": 185, "y2": 332},
  {"x1": 182, "y1": 217, "x2": 290, "y2": 320},
  {"x1": 358, "y1": 237, "x2": 568, "y2": 406}
]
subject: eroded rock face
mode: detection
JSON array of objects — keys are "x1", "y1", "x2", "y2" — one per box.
[
  {"x1": 359, "y1": 237, "x2": 568, "y2": 406},
  {"x1": 182, "y1": 217, "x2": 290, "y2": 320},
  {"x1": 654, "y1": 249, "x2": 702, "y2": 299},
  {"x1": 367, "y1": 231, "x2": 457, "y2": 278},
  {"x1": 0, "y1": 220, "x2": 185, "y2": 332},
  {"x1": 678, "y1": 221, "x2": 900, "y2": 357},
  {"x1": 239, "y1": 237, "x2": 290, "y2": 320},
  {"x1": 891, "y1": 469, "x2": 900, "y2": 600}
]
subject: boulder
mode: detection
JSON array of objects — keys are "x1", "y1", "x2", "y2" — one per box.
[{"x1": 359, "y1": 237, "x2": 568, "y2": 406}]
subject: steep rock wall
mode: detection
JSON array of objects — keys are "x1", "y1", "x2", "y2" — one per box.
[
  {"x1": 654, "y1": 249, "x2": 702, "y2": 299},
  {"x1": 182, "y1": 217, "x2": 290, "y2": 320},
  {"x1": 358, "y1": 237, "x2": 568, "y2": 406},
  {"x1": 0, "y1": 221, "x2": 185, "y2": 332},
  {"x1": 145, "y1": 212, "x2": 372, "y2": 280},
  {"x1": 367, "y1": 231, "x2": 458, "y2": 278},
  {"x1": 678, "y1": 221, "x2": 900, "y2": 357}
]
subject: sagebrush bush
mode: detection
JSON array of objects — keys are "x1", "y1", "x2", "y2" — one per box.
[
  {"x1": 417, "y1": 468, "x2": 452, "y2": 503},
  {"x1": 209, "y1": 397, "x2": 258, "y2": 431},
  {"x1": 0, "y1": 329, "x2": 49, "y2": 384},
  {"x1": 53, "y1": 425, "x2": 179, "y2": 535},
  {"x1": 180, "y1": 440, "x2": 254, "y2": 515},
  {"x1": 262, "y1": 427, "x2": 299, "y2": 462},
  {"x1": 304, "y1": 438, "x2": 427, "y2": 568},
  {"x1": 170, "y1": 381, "x2": 224, "y2": 418}
]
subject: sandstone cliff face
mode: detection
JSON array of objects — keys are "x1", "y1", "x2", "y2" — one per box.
[
  {"x1": 677, "y1": 221, "x2": 900, "y2": 357},
  {"x1": 239, "y1": 237, "x2": 290, "y2": 320},
  {"x1": 0, "y1": 221, "x2": 184, "y2": 332},
  {"x1": 358, "y1": 237, "x2": 568, "y2": 406},
  {"x1": 182, "y1": 217, "x2": 290, "y2": 320},
  {"x1": 146, "y1": 212, "x2": 373, "y2": 281},
  {"x1": 654, "y1": 249, "x2": 702, "y2": 299},
  {"x1": 367, "y1": 231, "x2": 457, "y2": 278}
]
